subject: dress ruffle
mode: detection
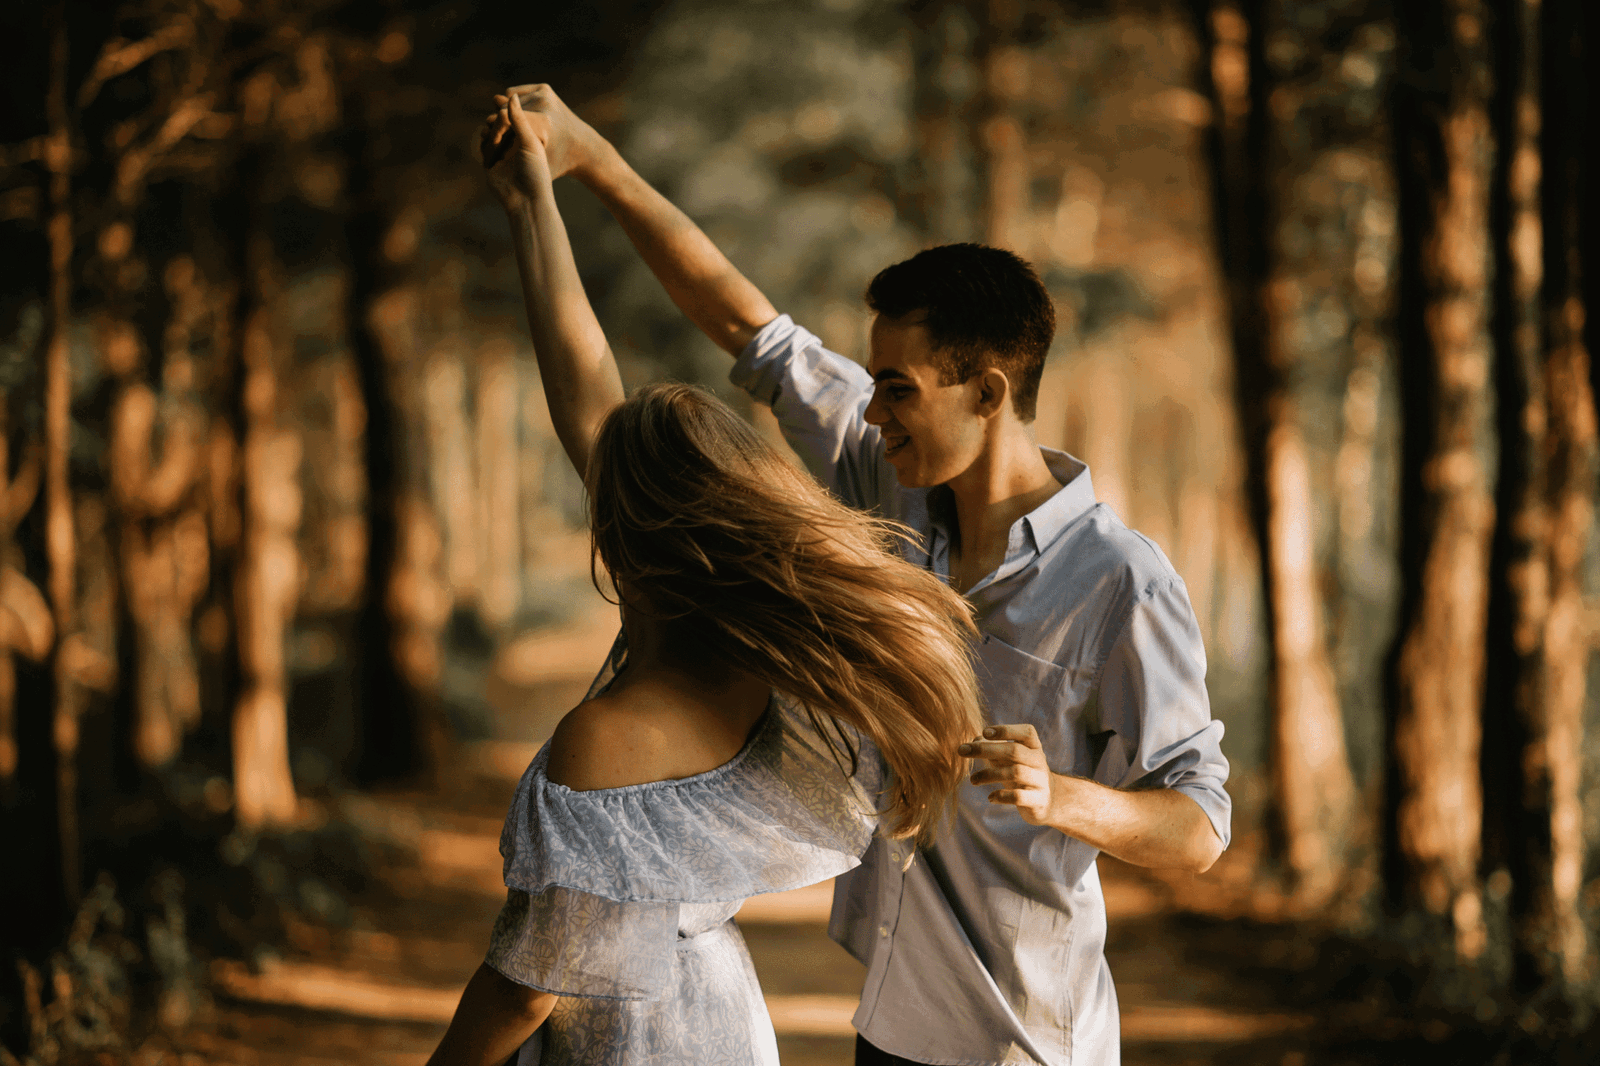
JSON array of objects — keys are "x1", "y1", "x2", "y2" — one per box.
[{"x1": 497, "y1": 630, "x2": 885, "y2": 905}]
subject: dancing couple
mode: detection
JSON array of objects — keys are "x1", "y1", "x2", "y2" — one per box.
[{"x1": 426, "y1": 86, "x2": 1231, "y2": 1066}]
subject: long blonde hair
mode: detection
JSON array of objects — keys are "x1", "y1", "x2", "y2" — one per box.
[{"x1": 586, "y1": 383, "x2": 982, "y2": 844}]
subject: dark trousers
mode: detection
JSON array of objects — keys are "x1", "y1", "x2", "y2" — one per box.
[{"x1": 855, "y1": 1035, "x2": 924, "y2": 1065}]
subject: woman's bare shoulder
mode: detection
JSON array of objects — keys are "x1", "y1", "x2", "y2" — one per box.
[
  {"x1": 547, "y1": 688, "x2": 704, "y2": 787},
  {"x1": 546, "y1": 694, "x2": 658, "y2": 791}
]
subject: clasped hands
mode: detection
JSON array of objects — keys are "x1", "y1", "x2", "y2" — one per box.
[
  {"x1": 959, "y1": 723, "x2": 1059, "y2": 827},
  {"x1": 480, "y1": 84, "x2": 603, "y2": 208}
]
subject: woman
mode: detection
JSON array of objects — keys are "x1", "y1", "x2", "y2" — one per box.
[{"x1": 424, "y1": 92, "x2": 982, "y2": 1066}]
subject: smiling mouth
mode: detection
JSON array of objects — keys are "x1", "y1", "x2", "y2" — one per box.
[{"x1": 884, "y1": 435, "x2": 910, "y2": 458}]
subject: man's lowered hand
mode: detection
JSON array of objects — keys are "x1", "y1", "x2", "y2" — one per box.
[{"x1": 961, "y1": 723, "x2": 1056, "y2": 826}]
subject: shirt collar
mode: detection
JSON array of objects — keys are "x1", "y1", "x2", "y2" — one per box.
[
  {"x1": 927, "y1": 449, "x2": 1096, "y2": 591},
  {"x1": 1019, "y1": 448, "x2": 1096, "y2": 555}
]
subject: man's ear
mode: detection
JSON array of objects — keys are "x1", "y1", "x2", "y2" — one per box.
[{"x1": 975, "y1": 367, "x2": 1010, "y2": 418}]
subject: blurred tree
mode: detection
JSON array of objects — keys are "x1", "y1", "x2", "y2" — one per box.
[
  {"x1": 1191, "y1": 0, "x2": 1376, "y2": 903},
  {"x1": 343, "y1": 44, "x2": 453, "y2": 784},
  {"x1": 908, "y1": 0, "x2": 983, "y2": 243},
  {"x1": 43, "y1": 0, "x2": 84, "y2": 909},
  {"x1": 1483, "y1": 0, "x2": 1598, "y2": 990},
  {"x1": 229, "y1": 164, "x2": 302, "y2": 828},
  {"x1": 0, "y1": 402, "x2": 46, "y2": 799},
  {"x1": 1390, "y1": 0, "x2": 1497, "y2": 959},
  {"x1": 977, "y1": 0, "x2": 1031, "y2": 253},
  {"x1": 86, "y1": 3, "x2": 219, "y2": 771}
]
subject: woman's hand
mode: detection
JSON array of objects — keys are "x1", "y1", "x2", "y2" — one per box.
[{"x1": 482, "y1": 91, "x2": 553, "y2": 212}]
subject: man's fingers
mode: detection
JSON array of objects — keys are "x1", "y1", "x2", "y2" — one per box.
[
  {"x1": 981, "y1": 723, "x2": 1041, "y2": 748},
  {"x1": 987, "y1": 789, "x2": 1017, "y2": 805},
  {"x1": 958, "y1": 740, "x2": 1028, "y2": 763},
  {"x1": 969, "y1": 766, "x2": 1023, "y2": 787},
  {"x1": 504, "y1": 83, "x2": 554, "y2": 105}
]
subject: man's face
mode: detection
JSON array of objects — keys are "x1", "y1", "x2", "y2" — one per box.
[{"x1": 864, "y1": 315, "x2": 986, "y2": 489}]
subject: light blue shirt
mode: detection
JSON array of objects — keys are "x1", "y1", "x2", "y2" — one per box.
[{"x1": 731, "y1": 315, "x2": 1232, "y2": 1066}]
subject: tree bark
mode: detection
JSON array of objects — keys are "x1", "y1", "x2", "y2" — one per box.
[
  {"x1": 226, "y1": 143, "x2": 299, "y2": 827},
  {"x1": 907, "y1": 0, "x2": 984, "y2": 244},
  {"x1": 475, "y1": 346, "x2": 520, "y2": 629},
  {"x1": 43, "y1": 0, "x2": 81, "y2": 909},
  {"x1": 1192, "y1": 0, "x2": 1363, "y2": 902},
  {"x1": 345, "y1": 98, "x2": 449, "y2": 783},
  {"x1": 0, "y1": 399, "x2": 46, "y2": 794},
  {"x1": 1391, "y1": 0, "x2": 1496, "y2": 959},
  {"x1": 1494, "y1": 0, "x2": 1598, "y2": 989},
  {"x1": 976, "y1": 0, "x2": 1030, "y2": 254}
]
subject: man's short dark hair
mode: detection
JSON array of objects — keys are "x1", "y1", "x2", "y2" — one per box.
[{"x1": 864, "y1": 243, "x2": 1055, "y2": 422}]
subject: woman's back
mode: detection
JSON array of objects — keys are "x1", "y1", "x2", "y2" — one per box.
[
  {"x1": 545, "y1": 669, "x2": 770, "y2": 792},
  {"x1": 492, "y1": 639, "x2": 886, "y2": 1066}
]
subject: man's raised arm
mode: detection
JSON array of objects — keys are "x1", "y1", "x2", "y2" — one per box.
[{"x1": 506, "y1": 84, "x2": 778, "y2": 357}]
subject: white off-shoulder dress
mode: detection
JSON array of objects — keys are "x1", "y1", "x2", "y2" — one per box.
[{"x1": 488, "y1": 636, "x2": 883, "y2": 1065}]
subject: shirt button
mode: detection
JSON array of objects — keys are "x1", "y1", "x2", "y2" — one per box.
[{"x1": 879, "y1": 924, "x2": 890, "y2": 938}]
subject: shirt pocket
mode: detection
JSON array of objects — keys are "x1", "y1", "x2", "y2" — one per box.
[{"x1": 974, "y1": 634, "x2": 1092, "y2": 780}]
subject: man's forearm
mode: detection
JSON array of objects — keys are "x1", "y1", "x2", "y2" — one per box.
[
  {"x1": 577, "y1": 143, "x2": 777, "y2": 356},
  {"x1": 1045, "y1": 775, "x2": 1223, "y2": 873}
]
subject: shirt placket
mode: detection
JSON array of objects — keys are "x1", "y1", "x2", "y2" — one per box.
[{"x1": 852, "y1": 838, "x2": 909, "y2": 1029}]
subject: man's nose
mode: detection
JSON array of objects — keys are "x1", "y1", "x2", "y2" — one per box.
[{"x1": 863, "y1": 390, "x2": 888, "y2": 426}]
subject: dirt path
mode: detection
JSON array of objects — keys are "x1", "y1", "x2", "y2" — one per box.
[
  {"x1": 180, "y1": 767, "x2": 1320, "y2": 1065},
  {"x1": 176, "y1": 599, "x2": 1329, "y2": 1065}
]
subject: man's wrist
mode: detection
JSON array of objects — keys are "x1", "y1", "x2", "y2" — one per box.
[
  {"x1": 1045, "y1": 772, "x2": 1092, "y2": 836},
  {"x1": 577, "y1": 139, "x2": 632, "y2": 195}
]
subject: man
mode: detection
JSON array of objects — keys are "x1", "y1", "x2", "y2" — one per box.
[{"x1": 505, "y1": 84, "x2": 1231, "y2": 1066}]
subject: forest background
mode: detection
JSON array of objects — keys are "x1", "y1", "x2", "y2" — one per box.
[{"x1": 1, "y1": 0, "x2": 1597, "y2": 1062}]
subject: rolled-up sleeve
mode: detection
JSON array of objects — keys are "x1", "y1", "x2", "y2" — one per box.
[
  {"x1": 730, "y1": 314, "x2": 887, "y2": 511},
  {"x1": 1093, "y1": 579, "x2": 1232, "y2": 848}
]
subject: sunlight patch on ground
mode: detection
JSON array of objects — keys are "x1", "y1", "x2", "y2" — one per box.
[
  {"x1": 766, "y1": 994, "x2": 858, "y2": 1036},
  {"x1": 1121, "y1": 1004, "x2": 1314, "y2": 1042},
  {"x1": 737, "y1": 880, "x2": 834, "y2": 924},
  {"x1": 213, "y1": 958, "x2": 858, "y2": 1038}
]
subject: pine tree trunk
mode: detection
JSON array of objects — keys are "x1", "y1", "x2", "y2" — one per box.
[
  {"x1": 0, "y1": 399, "x2": 45, "y2": 793},
  {"x1": 1391, "y1": 0, "x2": 1496, "y2": 958},
  {"x1": 475, "y1": 347, "x2": 520, "y2": 629},
  {"x1": 43, "y1": 0, "x2": 81, "y2": 908},
  {"x1": 345, "y1": 101, "x2": 449, "y2": 783},
  {"x1": 908, "y1": 0, "x2": 983, "y2": 244},
  {"x1": 1192, "y1": 0, "x2": 1362, "y2": 901},
  {"x1": 977, "y1": 0, "x2": 1030, "y2": 254},
  {"x1": 227, "y1": 148, "x2": 299, "y2": 827},
  {"x1": 1502, "y1": 0, "x2": 1597, "y2": 988}
]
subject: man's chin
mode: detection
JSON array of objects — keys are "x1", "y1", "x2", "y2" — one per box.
[{"x1": 889, "y1": 464, "x2": 937, "y2": 489}]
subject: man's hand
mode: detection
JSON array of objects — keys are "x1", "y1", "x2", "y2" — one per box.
[
  {"x1": 960, "y1": 722, "x2": 1224, "y2": 873},
  {"x1": 485, "y1": 83, "x2": 775, "y2": 356},
  {"x1": 481, "y1": 91, "x2": 553, "y2": 212},
  {"x1": 961, "y1": 724, "x2": 1056, "y2": 826},
  {"x1": 497, "y1": 84, "x2": 609, "y2": 182}
]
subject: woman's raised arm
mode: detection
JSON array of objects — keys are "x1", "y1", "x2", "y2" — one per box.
[{"x1": 484, "y1": 91, "x2": 624, "y2": 477}]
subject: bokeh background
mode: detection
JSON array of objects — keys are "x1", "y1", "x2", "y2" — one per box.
[{"x1": 1, "y1": 0, "x2": 1597, "y2": 1063}]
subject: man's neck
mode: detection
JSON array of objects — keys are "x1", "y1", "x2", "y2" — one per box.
[{"x1": 944, "y1": 426, "x2": 1061, "y2": 592}]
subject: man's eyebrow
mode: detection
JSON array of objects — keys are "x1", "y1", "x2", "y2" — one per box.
[{"x1": 871, "y1": 368, "x2": 912, "y2": 384}]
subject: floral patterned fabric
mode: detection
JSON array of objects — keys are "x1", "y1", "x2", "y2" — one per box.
[{"x1": 488, "y1": 630, "x2": 884, "y2": 1065}]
